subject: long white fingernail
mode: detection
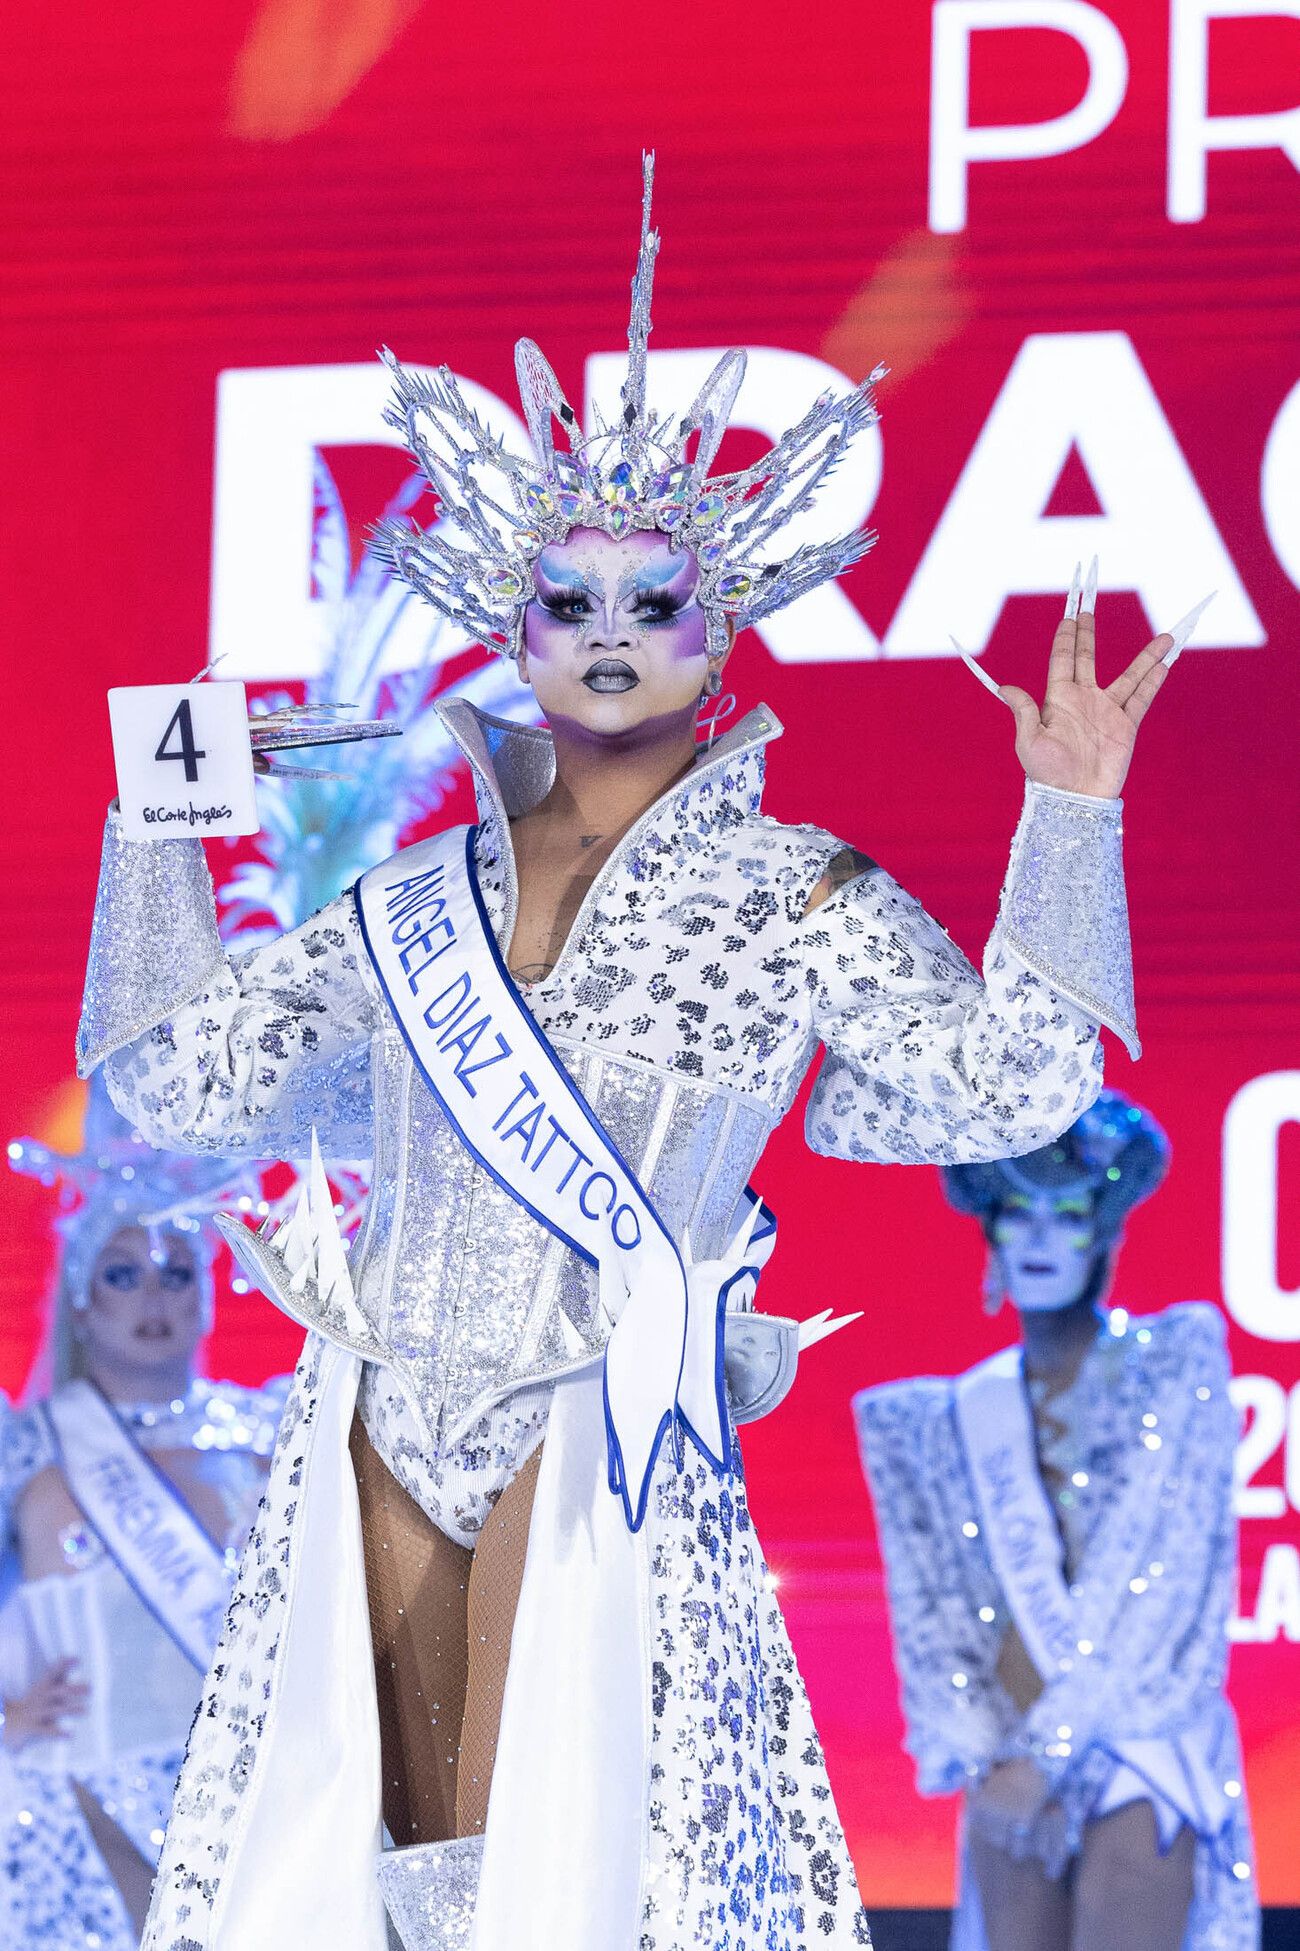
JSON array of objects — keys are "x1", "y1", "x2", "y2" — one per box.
[
  {"x1": 1161, "y1": 591, "x2": 1216, "y2": 666},
  {"x1": 1081, "y1": 555, "x2": 1099, "y2": 617},
  {"x1": 950, "y1": 635, "x2": 1003, "y2": 698},
  {"x1": 1064, "y1": 562, "x2": 1082, "y2": 620}
]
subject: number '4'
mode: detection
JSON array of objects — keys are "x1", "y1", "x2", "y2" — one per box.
[{"x1": 155, "y1": 698, "x2": 206, "y2": 783}]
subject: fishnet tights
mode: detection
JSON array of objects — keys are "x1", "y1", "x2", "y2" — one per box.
[
  {"x1": 349, "y1": 1414, "x2": 540, "y2": 1846},
  {"x1": 970, "y1": 1799, "x2": 1197, "y2": 1951}
]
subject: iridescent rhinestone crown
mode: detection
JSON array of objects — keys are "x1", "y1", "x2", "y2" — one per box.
[{"x1": 371, "y1": 153, "x2": 884, "y2": 662}]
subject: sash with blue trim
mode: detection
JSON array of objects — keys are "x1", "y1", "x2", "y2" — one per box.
[
  {"x1": 955, "y1": 1345, "x2": 1232, "y2": 1842},
  {"x1": 44, "y1": 1380, "x2": 230, "y2": 1672},
  {"x1": 354, "y1": 824, "x2": 761, "y2": 1531}
]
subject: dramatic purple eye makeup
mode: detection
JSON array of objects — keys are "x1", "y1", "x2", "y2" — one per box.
[
  {"x1": 521, "y1": 529, "x2": 714, "y2": 727},
  {"x1": 531, "y1": 538, "x2": 702, "y2": 637}
]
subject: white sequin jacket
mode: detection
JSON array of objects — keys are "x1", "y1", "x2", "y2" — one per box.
[
  {"x1": 854, "y1": 1305, "x2": 1258, "y2": 1951},
  {"x1": 77, "y1": 701, "x2": 1133, "y2": 1453}
]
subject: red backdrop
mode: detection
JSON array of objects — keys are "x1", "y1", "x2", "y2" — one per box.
[{"x1": 2, "y1": 0, "x2": 1298, "y2": 1909}]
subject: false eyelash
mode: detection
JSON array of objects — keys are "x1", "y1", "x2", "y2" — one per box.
[
  {"x1": 629, "y1": 595, "x2": 684, "y2": 619},
  {"x1": 539, "y1": 597, "x2": 592, "y2": 620}
]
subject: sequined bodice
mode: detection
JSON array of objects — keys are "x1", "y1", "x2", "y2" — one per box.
[
  {"x1": 355, "y1": 1029, "x2": 776, "y2": 1441},
  {"x1": 1026, "y1": 1330, "x2": 1130, "y2": 1577}
]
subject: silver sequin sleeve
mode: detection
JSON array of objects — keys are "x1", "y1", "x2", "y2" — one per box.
[
  {"x1": 997, "y1": 781, "x2": 1138, "y2": 1060},
  {"x1": 855, "y1": 1383, "x2": 1006, "y2": 1792},
  {"x1": 0, "y1": 1396, "x2": 55, "y2": 1555},
  {"x1": 76, "y1": 810, "x2": 226, "y2": 1078},
  {"x1": 1018, "y1": 1306, "x2": 1238, "y2": 1788},
  {"x1": 76, "y1": 815, "x2": 380, "y2": 1156}
]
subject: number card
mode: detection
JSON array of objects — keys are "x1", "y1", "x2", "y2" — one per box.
[{"x1": 108, "y1": 681, "x2": 259, "y2": 842}]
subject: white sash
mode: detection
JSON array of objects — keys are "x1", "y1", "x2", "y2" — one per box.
[
  {"x1": 44, "y1": 1381, "x2": 230, "y2": 1673},
  {"x1": 954, "y1": 1347, "x2": 1079, "y2": 1679},
  {"x1": 954, "y1": 1345, "x2": 1232, "y2": 1843},
  {"x1": 355, "y1": 825, "x2": 743, "y2": 1532}
]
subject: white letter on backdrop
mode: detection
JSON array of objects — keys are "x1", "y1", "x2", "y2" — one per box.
[
  {"x1": 1222, "y1": 1072, "x2": 1300, "y2": 1343},
  {"x1": 884, "y1": 331, "x2": 1262, "y2": 655},
  {"x1": 1169, "y1": 0, "x2": 1300, "y2": 223},
  {"x1": 210, "y1": 363, "x2": 531, "y2": 680},
  {"x1": 929, "y1": 0, "x2": 1129, "y2": 233},
  {"x1": 1261, "y1": 374, "x2": 1300, "y2": 595}
]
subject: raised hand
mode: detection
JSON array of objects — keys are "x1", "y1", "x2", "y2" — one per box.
[{"x1": 953, "y1": 560, "x2": 1213, "y2": 800}]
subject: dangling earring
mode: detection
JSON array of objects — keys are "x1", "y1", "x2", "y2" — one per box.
[
  {"x1": 982, "y1": 1250, "x2": 1005, "y2": 1316},
  {"x1": 696, "y1": 684, "x2": 736, "y2": 752}
]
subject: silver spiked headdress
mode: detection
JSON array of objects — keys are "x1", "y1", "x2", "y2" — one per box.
[
  {"x1": 371, "y1": 153, "x2": 884, "y2": 663},
  {"x1": 8, "y1": 1073, "x2": 263, "y2": 1316}
]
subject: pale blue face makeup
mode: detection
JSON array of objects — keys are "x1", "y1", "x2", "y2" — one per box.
[
  {"x1": 993, "y1": 1189, "x2": 1098, "y2": 1314},
  {"x1": 521, "y1": 528, "x2": 713, "y2": 735},
  {"x1": 84, "y1": 1223, "x2": 206, "y2": 1376}
]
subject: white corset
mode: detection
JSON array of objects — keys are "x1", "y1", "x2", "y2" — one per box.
[{"x1": 0, "y1": 1567, "x2": 200, "y2": 1774}]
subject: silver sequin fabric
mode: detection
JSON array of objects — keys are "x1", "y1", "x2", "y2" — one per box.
[
  {"x1": 76, "y1": 809, "x2": 226, "y2": 1079},
  {"x1": 356, "y1": 1365, "x2": 549, "y2": 1548},
  {"x1": 644, "y1": 1444, "x2": 872, "y2": 1948},
  {"x1": 0, "y1": 1746, "x2": 184, "y2": 1950},
  {"x1": 855, "y1": 1305, "x2": 1257, "y2": 1951},
  {"x1": 998, "y1": 782, "x2": 1139, "y2": 1058},
  {"x1": 377, "y1": 1835, "x2": 483, "y2": 1950},
  {"x1": 138, "y1": 1334, "x2": 332, "y2": 1947}
]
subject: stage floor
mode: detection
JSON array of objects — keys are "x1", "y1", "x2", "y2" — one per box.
[{"x1": 869, "y1": 1911, "x2": 1299, "y2": 1949}]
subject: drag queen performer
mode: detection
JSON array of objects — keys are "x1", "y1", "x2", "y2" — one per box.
[
  {"x1": 75, "y1": 158, "x2": 1198, "y2": 1951},
  {"x1": 1, "y1": 1080, "x2": 284, "y2": 1949},
  {"x1": 855, "y1": 1092, "x2": 1257, "y2": 1951}
]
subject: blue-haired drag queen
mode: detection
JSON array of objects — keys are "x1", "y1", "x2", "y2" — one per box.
[
  {"x1": 855, "y1": 1094, "x2": 1258, "y2": 1951},
  {"x1": 76, "y1": 157, "x2": 1197, "y2": 1951}
]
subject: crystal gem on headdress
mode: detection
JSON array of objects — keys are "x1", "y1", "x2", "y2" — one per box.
[
  {"x1": 370, "y1": 150, "x2": 884, "y2": 663},
  {"x1": 650, "y1": 466, "x2": 691, "y2": 505}
]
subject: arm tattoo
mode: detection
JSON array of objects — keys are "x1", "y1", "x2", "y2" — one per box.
[
  {"x1": 824, "y1": 846, "x2": 878, "y2": 890},
  {"x1": 803, "y1": 845, "x2": 879, "y2": 917}
]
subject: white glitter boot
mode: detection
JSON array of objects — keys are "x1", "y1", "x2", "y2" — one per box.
[{"x1": 377, "y1": 1835, "x2": 483, "y2": 1950}]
